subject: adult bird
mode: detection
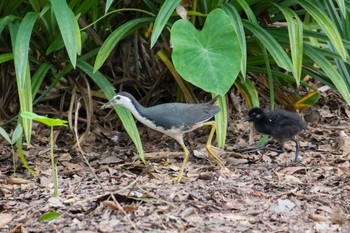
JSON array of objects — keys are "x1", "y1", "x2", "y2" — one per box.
[
  {"x1": 240, "y1": 107, "x2": 307, "y2": 162},
  {"x1": 101, "y1": 92, "x2": 224, "y2": 181}
]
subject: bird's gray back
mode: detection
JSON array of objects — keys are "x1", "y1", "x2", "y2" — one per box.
[{"x1": 142, "y1": 102, "x2": 220, "y2": 131}]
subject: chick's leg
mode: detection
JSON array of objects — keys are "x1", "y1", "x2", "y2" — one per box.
[{"x1": 203, "y1": 121, "x2": 225, "y2": 167}]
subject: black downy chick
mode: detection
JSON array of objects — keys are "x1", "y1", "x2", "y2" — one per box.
[{"x1": 241, "y1": 107, "x2": 307, "y2": 162}]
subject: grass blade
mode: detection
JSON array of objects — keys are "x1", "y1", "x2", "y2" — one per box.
[
  {"x1": 94, "y1": 17, "x2": 153, "y2": 73},
  {"x1": 51, "y1": 0, "x2": 81, "y2": 67},
  {"x1": 150, "y1": 0, "x2": 181, "y2": 48}
]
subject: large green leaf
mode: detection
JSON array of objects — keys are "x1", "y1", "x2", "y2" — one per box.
[
  {"x1": 150, "y1": 0, "x2": 181, "y2": 48},
  {"x1": 78, "y1": 60, "x2": 146, "y2": 164},
  {"x1": 171, "y1": 8, "x2": 242, "y2": 96},
  {"x1": 50, "y1": 0, "x2": 81, "y2": 67},
  {"x1": 93, "y1": 17, "x2": 153, "y2": 73}
]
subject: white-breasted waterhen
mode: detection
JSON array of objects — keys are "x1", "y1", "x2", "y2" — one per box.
[
  {"x1": 238, "y1": 107, "x2": 307, "y2": 162},
  {"x1": 101, "y1": 92, "x2": 224, "y2": 181}
]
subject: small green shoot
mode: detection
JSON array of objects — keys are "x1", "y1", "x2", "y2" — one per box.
[
  {"x1": 0, "y1": 124, "x2": 23, "y2": 175},
  {"x1": 21, "y1": 111, "x2": 68, "y2": 197},
  {"x1": 39, "y1": 211, "x2": 61, "y2": 222}
]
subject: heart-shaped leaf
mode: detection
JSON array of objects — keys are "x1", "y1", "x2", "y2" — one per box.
[{"x1": 171, "y1": 9, "x2": 242, "y2": 95}]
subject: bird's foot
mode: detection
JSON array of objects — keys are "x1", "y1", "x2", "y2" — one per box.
[{"x1": 206, "y1": 145, "x2": 225, "y2": 167}]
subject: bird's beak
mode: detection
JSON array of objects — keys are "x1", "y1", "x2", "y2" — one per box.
[
  {"x1": 101, "y1": 100, "x2": 114, "y2": 109},
  {"x1": 243, "y1": 115, "x2": 252, "y2": 122}
]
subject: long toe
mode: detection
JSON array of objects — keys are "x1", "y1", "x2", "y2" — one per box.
[{"x1": 206, "y1": 145, "x2": 225, "y2": 167}]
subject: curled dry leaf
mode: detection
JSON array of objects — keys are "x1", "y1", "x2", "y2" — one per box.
[
  {"x1": 308, "y1": 213, "x2": 329, "y2": 222},
  {"x1": 176, "y1": 5, "x2": 188, "y2": 20},
  {"x1": 103, "y1": 200, "x2": 119, "y2": 211}
]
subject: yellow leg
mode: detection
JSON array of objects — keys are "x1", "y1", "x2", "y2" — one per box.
[
  {"x1": 176, "y1": 143, "x2": 189, "y2": 182},
  {"x1": 203, "y1": 121, "x2": 225, "y2": 167}
]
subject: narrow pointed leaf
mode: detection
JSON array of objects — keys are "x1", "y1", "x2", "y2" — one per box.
[
  {"x1": 243, "y1": 20, "x2": 294, "y2": 74},
  {"x1": 0, "y1": 127, "x2": 11, "y2": 144},
  {"x1": 11, "y1": 124, "x2": 23, "y2": 145},
  {"x1": 304, "y1": 45, "x2": 350, "y2": 104},
  {"x1": 51, "y1": 0, "x2": 81, "y2": 67},
  {"x1": 94, "y1": 17, "x2": 153, "y2": 73},
  {"x1": 298, "y1": 0, "x2": 346, "y2": 60},
  {"x1": 221, "y1": 3, "x2": 247, "y2": 78},
  {"x1": 274, "y1": 4, "x2": 303, "y2": 84},
  {"x1": 14, "y1": 12, "x2": 39, "y2": 88},
  {"x1": 150, "y1": 0, "x2": 181, "y2": 48}
]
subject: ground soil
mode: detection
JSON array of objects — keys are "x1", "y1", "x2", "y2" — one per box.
[{"x1": 1, "y1": 90, "x2": 350, "y2": 233}]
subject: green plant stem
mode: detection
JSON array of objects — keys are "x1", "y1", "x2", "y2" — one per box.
[
  {"x1": 11, "y1": 146, "x2": 16, "y2": 176},
  {"x1": 50, "y1": 126, "x2": 58, "y2": 197},
  {"x1": 191, "y1": 0, "x2": 198, "y2": 25}
]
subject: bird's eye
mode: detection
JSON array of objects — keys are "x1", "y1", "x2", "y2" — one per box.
[{"x1": 116, "y1": 96, "x2": 121, "y2": 100}]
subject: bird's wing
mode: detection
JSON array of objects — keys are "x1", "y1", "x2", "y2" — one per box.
[{"x1": 143, "y1": 102, "x2": 220, "y2": 130}]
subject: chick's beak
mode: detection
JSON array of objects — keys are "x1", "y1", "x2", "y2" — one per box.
[{"x1": 243, "y1": 115, "x2": 252, "y2": 122}]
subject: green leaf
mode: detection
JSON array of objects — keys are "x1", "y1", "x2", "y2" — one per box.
[
  {"x1": 171, "y1": 9, "x2": 242, "y2": 96},
  {"x1": 236, "y1": 0, "x2": 258, "y2": 23},
  {"x1": 14, "y1": 12, "x2": 39, "y2": 88},
  {"x1": 16, "y1": 137, "x2": 36, "y2": 174},
  {"x1": 78, "y1": 60, "x2": 146, "y2": 164},
  {"x1": 50, "y1": 0, "x2": 81, "y2": 67},
  {"x1": 214, "y1": 95, "x2": 227, "y2": 148},
  {"x1": 21, "y1": 112, "x2": 68, "y2": 127},
  {"x1": 46, "y1": 35, "x2": 65, "y2": 55},
  {"x1": 150, "y1": 0, "x2": 181, "y2": 48},
  {"x1": 335, "y1": 0, "x2": 346, "y2": 19},
  {"x1": 0, "y1": 15, "x2": 16, "y2": 35},
  {"x1": 220, "y1": 3, "x2": 247, "y2": 78},
  {"x1": 0, "y1": 127, "x2": 11, "y2": 144},
  {"x1": 274, "y1": 4, "x2": 303, "y2": 84},
  {"x1": 243, "y1": 20, "x2": 294, "y2": 73},
  {"x1": 298, "y1": 0, "x2": 346, "y2": 60},
  {"x1": 11, "y1": 124, "x2": 23, "y2": 145},
  {"x1": 293, "y1": 91, "x2": 320, "y2": 109},
  {"x1": 94, "y1": 17, "x2": 153, "y2": 73},
  {"x1": 32, "y1": 63, "x2": 52, "y2": 98},
  {"x1": 304, "y1": 45, "x2": 350, "y2": 105},
  {"x1": 0, "y1": 53, "x2": 13, "y2": 64},
  {"x1": 39, "y1": 212, "x2": 61, "y2": 222},
  {"x1": 105, "y1": 0, "x2": 114, "y2": 13}
]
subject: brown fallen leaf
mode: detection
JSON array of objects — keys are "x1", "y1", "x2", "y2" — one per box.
[
  {"x1": 7, "y1": 177, "x2": 31, "y2": 185},
  {"x1": 278, "y1": 166, "x2": 305, "y2": 175},
  {"x1": 103, "y1": 200, "x2": 119, "y2": 211},
  {"x1": 331, "y1": 207, "x2": 348, "y2": 225},
  {"x1": 176, "y1": 5, "x2": 188, "y2": 20},
  {"x1": 284, "y1": 174, "x2": 303, "y2": 184},
  {"x1": 308, "y1": 213, "x2": 329, "y2": 222},
  {"x1": 0, "y1": 213, "x2": 13, "y2": 228},
  {"x1": 225, "y1": 157, "x2": 248, "y2": 165}
]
